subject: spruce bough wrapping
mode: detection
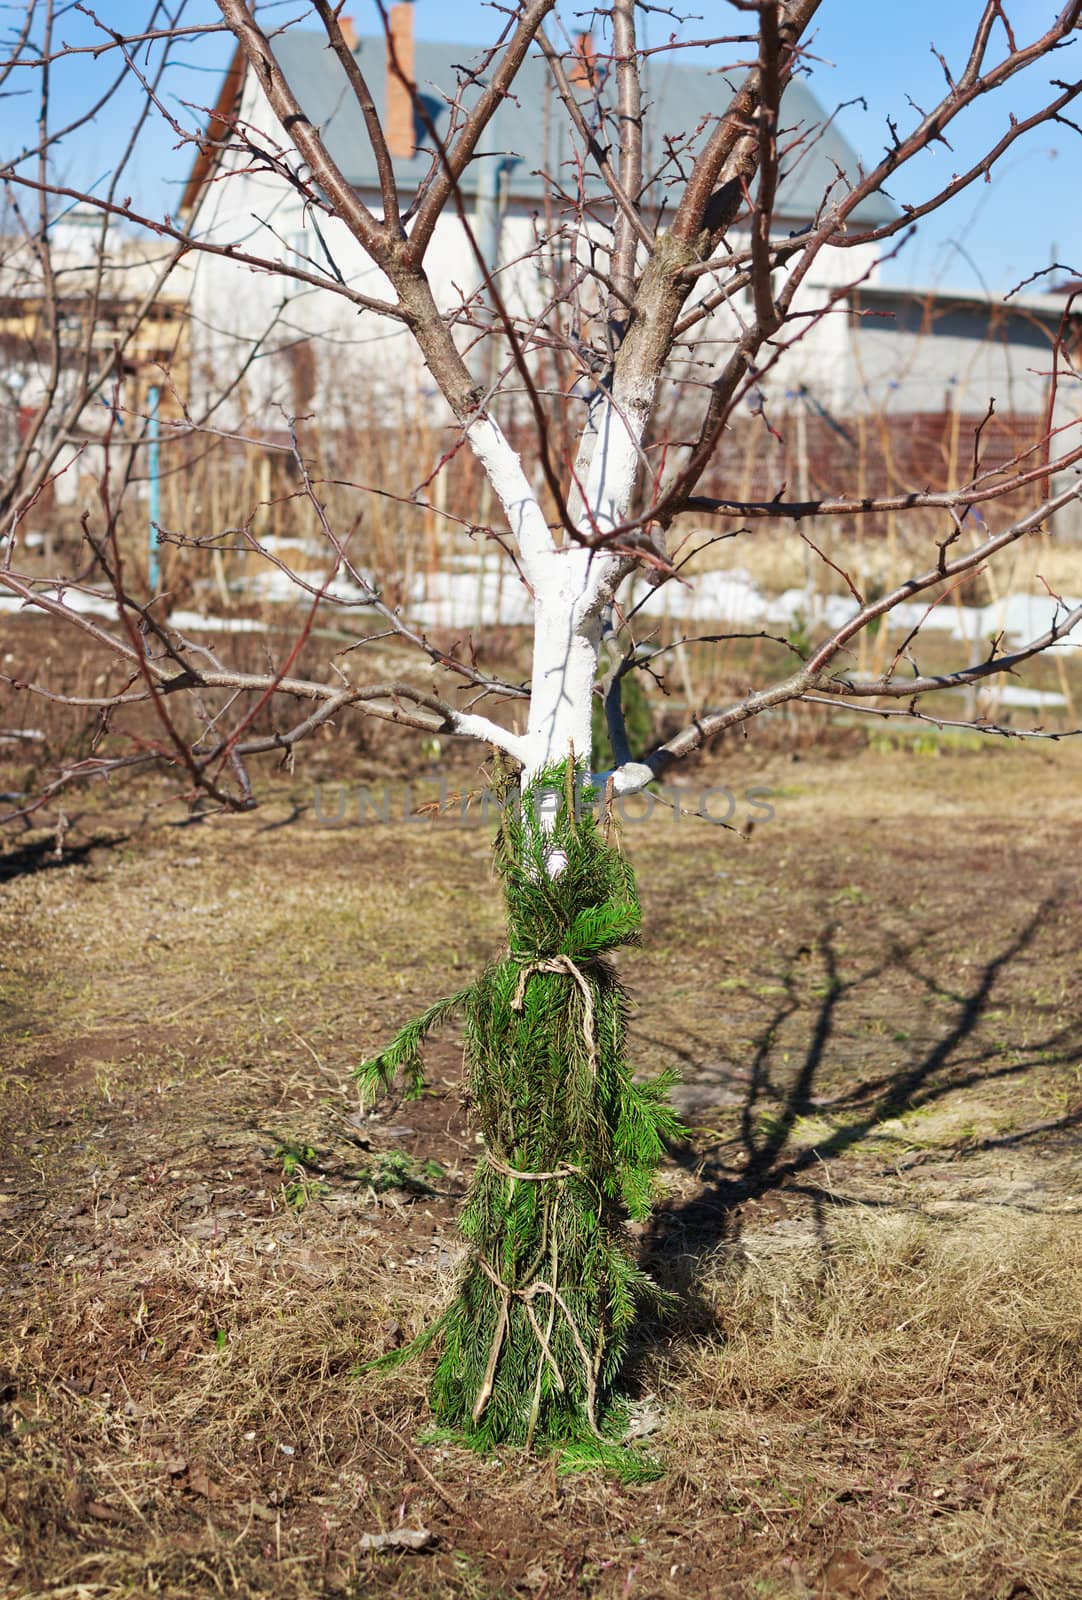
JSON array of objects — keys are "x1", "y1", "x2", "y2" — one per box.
[{"x1": 357, "y1": 766, "x2": 684, "y2": 1463}]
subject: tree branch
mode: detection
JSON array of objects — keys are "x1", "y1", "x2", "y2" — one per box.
[{"x1": 405, "y1": 0, "x2": 559, "y2": 265}]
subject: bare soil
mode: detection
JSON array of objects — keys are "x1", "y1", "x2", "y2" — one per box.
[{"x1": 1, "y1": 738, "x2": 1080, "y2": 1600}]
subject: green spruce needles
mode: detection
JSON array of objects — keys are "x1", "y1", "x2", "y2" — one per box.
[{"x1": 357, "y1": 764, "x2": 683, "y2": 1462}]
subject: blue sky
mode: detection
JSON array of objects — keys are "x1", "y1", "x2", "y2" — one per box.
[{"x1": 1, "y1": 0, "x2": 1078, "y2": 295}]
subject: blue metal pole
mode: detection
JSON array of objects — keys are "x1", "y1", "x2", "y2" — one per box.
[{"x1": 147, "y1": 384, "x2": 160, "y2": 592}]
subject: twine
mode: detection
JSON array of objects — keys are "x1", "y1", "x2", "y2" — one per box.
[
  {"x1": 471, "y1": 952, "x2": 604, "y2": 1431},
  {"x1": 511, "y1": 953, "x2": 598, "y2": 1078},
  {"x1": 473, "y1": 1255, "x2": 600, "y2": 1437},
  {"x1": 486, "y1": 1153, "x2": 581, "y2": 1182}
]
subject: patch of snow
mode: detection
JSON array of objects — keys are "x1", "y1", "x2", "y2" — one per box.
[
  {"x1": 973, "y1": 684, "x2": 1068, "y2": 710},
  {"x1": 168, "y1": 610, "x2": 269, "y2": 634},
  {"x1": 3, "y1": 544, "x2": 1080, "y2": 664},
  {"x1": 0, "y1": 585, "x2": 116, "y2": 617}
]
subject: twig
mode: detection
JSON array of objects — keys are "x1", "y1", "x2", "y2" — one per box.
[{"x1": 365, "y1": 1408, "x2": 482, "y2": 1531}]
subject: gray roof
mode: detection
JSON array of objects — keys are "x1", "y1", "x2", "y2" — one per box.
[
  {"x1": 853, "y1": 281, "x2": 1078, "y2": 320},
  {"x1": 265, "y1": 30, "x2": 896, "y2": 227}
]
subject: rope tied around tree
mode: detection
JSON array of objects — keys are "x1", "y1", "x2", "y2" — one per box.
[
  {"x1": 486, "y1": 1154, "x2": 582, "y2": 1182},
  {"x1": 511, "y1": 951, "x2": 598, "y2": 1078},
  {"x1": 480, "y1": 955, "x2": 597, "y2": 1182},
  {"x1": 472, "y1": 1253, "x2": 602, "y2": 1436}
]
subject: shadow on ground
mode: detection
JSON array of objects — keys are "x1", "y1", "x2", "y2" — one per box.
[
  {"x1": 0, "y1": 826, "x2": 128, "y2": 883},
  {"x1": 644, "y1": 894, "x2": 1082, "y2": 1286}
]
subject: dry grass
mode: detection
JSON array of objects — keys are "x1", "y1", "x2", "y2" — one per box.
[
  {"x1": 2, "y1": 743, "x2": 1081, "y2": 1598},
  {"x1": 8, "y1": 1212, "x2": 1080, "y2": 1599},
  {"x1": 6, "y1": 1213, "x2": 1081, "y2": 1598},
  {"x1": 701, "y1": 1211, "x2": 1082, "y2": 1415},
  {"x1": 1, "y1": 1239, "x2": 441, "y2": 1599},
  {"x1": 658, "y1": 1210, "x2": 1082, "y2": 1599},
  {"x1": 679, "y1": 517, "x2": 1082, "y2": 602}
]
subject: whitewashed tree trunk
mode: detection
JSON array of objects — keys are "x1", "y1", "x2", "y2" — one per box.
[
  {"x1": 522, "y1": 552, "x2": 603, "y2": 782},
  {"x1": 468, "y1": 393, "x2": 648, "y2": 794}
]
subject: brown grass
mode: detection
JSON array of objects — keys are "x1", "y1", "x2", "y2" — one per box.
[
  {"x1": 2, "y1": 742, "x2": 1081, "y2": 1599},
  {"x1": 665, "y1": 1213, "x2": 1082, "y2": 1599},
  {"x1": 680, "y1": 515, "x2": 1082, "y2": 602},
  {"x1": 7, "y1": 1213, "x2": 1079, "y2": 1598}
]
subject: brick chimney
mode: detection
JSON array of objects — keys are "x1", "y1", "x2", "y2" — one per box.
[
  {"x1": 338, "y1": 13, "x2": 358, "y2": 51},
  {"x1": 569, "y1": 31, "x2": 596, "y2": 91},
  {"x1": 386, "y1": 2, "x2": 416, "y2": 161}
]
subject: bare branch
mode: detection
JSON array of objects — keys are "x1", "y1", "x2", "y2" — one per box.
[
  {"x1": 215, "y1": 0, "x2": 388, "y2": 260},
  {"x1": 535, "y1": 23, "x2": 654, "y2": 277},
  {"x1": 310, "y1": 0, "x2": 402, "y2": 228},
  {"x1": 615, "y1": 478, "x2": 1082, "y2": 786},
  {"x1": 405, "y1": 0, "x2": 559, "y2": 264}
]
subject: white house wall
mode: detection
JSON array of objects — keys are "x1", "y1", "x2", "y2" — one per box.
[
  {"x1": 187, "y1": 66, "x2": 1078, "y2": 471},
  {"x1": 844, "y1": 318, "x2": 1064, "y2": 418}
]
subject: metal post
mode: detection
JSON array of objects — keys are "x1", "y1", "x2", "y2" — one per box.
[{"x1": 147, "y1": 384, "x2": 160, "y2": 592}]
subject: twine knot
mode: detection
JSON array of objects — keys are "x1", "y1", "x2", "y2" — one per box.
[{"x1": 511, "y1": 953, "x2": 598, "y2": 1078}]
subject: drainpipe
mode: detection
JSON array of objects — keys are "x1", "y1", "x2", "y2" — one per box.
[{"x1": 474, "y1": 156, "x2": 509, "y2": 292}]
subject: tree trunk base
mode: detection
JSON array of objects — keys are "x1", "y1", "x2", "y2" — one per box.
[{"x1": 358, "y1": 765, "x2": 684, "y2": 1468}]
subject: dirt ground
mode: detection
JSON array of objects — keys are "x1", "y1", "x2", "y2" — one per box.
[{"x1": 1, "y1": 736, "x2": 1080, "y2": 1600}]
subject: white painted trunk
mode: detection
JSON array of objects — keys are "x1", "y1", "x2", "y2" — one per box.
[
  {"x1": 518, "y1": 387, "x2": 651, "y2": 787},
  {"x1": 465, "y1": 392, "x2": 652, "y2": 812},
  {"x1": 522, "y1": 555, "x2": 602, "y2": 782},
  {"x1": 580, "y1": 381, "x2": 655, "y2": 539},
  {"x1": 520, "y1": 551, "x2": 603, "y2": 875}
]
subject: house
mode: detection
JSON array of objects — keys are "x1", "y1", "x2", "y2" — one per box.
[
  {"x1": 0, "y1": 205, "x2": 190, "y2": 510},
  {"x1": 177, "y1": 7, "x2": 890, "y2": 426},
  {"x1": 179, "y1": 6, "x2": 1082, "y2": 521},
  {"x1": 693, "y1": 279, "x2": 1082, "y2": 513}
]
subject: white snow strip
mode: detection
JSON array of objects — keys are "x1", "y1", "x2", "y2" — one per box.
[
  {"x1": 168, "y1": 610, "x2": 270, "y2": 634},
  {"x1": 4, "y1": 553, "x2": 1079, "y2": 663}
]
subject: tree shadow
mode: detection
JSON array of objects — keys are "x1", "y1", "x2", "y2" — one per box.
[
  {"x1": 641, "y1": 896, "x2": 1080, "y2": 1285},
  {"x1": 0, "y1": 829, "x2": 129, "y2": 884},
  {"x1": 258, "y1": 800, "x2": 310, "y2": 831}
]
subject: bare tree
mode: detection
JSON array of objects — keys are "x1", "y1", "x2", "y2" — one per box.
[
  {"x1": 1, "y1": 0, "x2": 1081, "y2": 1459},
  {"x1": 0, "y1": 1, "x2": 207, "y2": 550}
]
